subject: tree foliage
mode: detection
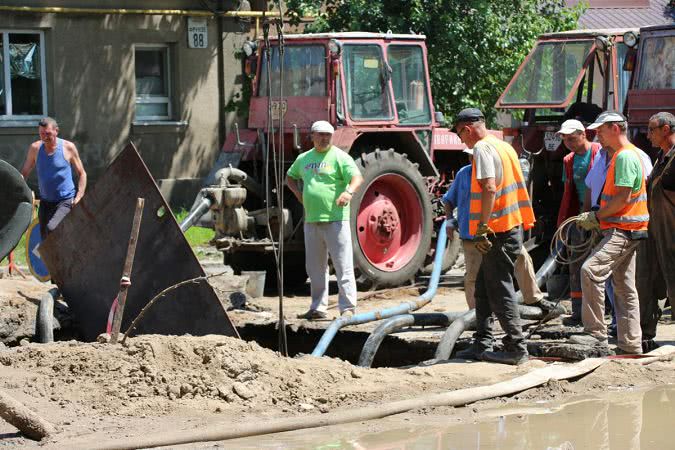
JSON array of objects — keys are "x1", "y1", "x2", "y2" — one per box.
[{"x1": 286, "y1": 0, "x2": 584, "y2": 125}]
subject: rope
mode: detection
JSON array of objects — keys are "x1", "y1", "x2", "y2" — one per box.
[
  {"x1": 274, "y1": 11, "x2": 288, "y2": 356},
  {"x1": 262, "y1": 11, "x2": 288, "y2": 356},
  {"x1": 550, "y1": 215, "x2": 600, "y2": 266}
]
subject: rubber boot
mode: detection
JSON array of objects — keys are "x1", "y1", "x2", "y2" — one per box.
[{"x1": 563, "y1": 299, "x2": 582, "y2": 326}]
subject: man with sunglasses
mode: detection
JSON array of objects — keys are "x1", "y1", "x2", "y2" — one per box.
[
  {"x1": 639, "y1": 112, "x2": 675, "y2": 350},
  {"x1": 20, "y1": 117, "x2": 87, "y2": 239}
]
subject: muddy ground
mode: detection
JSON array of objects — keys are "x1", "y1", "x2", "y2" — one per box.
[{"x1": 0, "y1": 256, "x2": 674, "y2": 448}]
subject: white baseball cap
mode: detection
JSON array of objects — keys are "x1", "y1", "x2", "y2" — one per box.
[
  {"x1": 557, "y1": 119, "x2": 585, "y2": 135},
  {"x1": 462, "y1": 147, "x2": 474, "y2": 156},
  {"x1": 311, "y1": 120, "x2": 334, "y2": 134},
  {"x1": 587, "y1": 111, "x2": 627, "y2": 130}
]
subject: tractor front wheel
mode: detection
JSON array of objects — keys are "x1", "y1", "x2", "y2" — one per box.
[{"x1": 351, "y1": 149, "x2": 433, "y2": 289}]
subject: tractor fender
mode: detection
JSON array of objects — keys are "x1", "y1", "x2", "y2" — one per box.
[
  {"x1": 332, "y1": 127, "x2": 362, "y2": 152},
  {"x1": 345, "y1": 130, "x2": 439, "y2": 178}
]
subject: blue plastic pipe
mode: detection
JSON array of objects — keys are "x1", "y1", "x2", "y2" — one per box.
[{"x1": 311, "y1": 219, "x2": 449, "y2": 357}]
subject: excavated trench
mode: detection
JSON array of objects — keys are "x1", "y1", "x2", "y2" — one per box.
[
  {"x1": 237, "y1": 323, "x2": 443, "y2": 368},
  {"x1": 235, "y1": 321, "x2": 603, "y2": 367}
]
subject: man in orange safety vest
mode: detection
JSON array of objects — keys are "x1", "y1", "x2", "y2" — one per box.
[
  {"x1": 573, "y1": 112, "x2": 648, "y2": 355},
  {"x1": 453, "y1": 108, "x2": 535, "y2": 365}
]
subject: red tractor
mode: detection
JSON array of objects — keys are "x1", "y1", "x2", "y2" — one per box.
[
  {"x1": 187, "y1": 32, "x2": 473, "y2": 290},
  {"x1": 626, "y1": 24, "x2": 675, "y2": 151},
  {"x1": 494, "y1": 28, "x2": 640, "y2": 241}
]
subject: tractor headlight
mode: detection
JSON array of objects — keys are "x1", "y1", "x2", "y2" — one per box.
[
  {"x1": 623, "y1": 31, "x2": 639, "y2": 48},
  {"x1": 595, "y1": 35, "x2": 611, "y2": 51},
  {"x1": 243, "y1": 40, "x2": 257, "y2": 57}
]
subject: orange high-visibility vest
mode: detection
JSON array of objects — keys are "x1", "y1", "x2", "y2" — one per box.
[
  {"x1": 599, "y1": 145, "x2": 649, "y2": 231},
  {"x1": 469, "y1": 134, "x2": 535, "y2": 236}
]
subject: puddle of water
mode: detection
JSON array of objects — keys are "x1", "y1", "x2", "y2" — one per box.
[{"x1": 227, "y1": 385, "x2": 675, "y2": 449}]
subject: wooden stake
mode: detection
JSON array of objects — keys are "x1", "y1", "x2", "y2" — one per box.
[{"x1": 110, "y1": 198, "x2": 144, "y2": 344}]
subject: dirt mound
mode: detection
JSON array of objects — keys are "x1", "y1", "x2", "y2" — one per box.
[
  {"x1": 0, "y1": 280, "x2": 41, "y2": 344},
  {"x1": 0, "y1": 335, "x2": 482, "y2": 420}
]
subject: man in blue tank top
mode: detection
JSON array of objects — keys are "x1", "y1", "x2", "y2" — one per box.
[{"x1": 20, "y1": 117, "x2": 87, "y2": 238}]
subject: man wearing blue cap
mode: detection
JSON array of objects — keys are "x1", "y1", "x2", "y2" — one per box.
[{"x1": 287, "y1": 121, "x2": 364, "y2": 320}]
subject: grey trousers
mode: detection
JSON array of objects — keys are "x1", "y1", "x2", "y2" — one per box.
[
  {"x1": 38, "y1": 197, "x2": 73, "y2": 239},
  {"x1": 304, "y1": 221, "x2": 357, "y2": 313},
  {"x1": 474, "y1": 226, "x2": 527, "y2": 354}
]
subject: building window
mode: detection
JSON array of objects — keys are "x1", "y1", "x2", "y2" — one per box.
[
  {"x1": 0, "y1": 30, "x2": 47, "y2": 119},
  {"x1": 135, "y1": 45, "x2": 171, "y2": 120}
]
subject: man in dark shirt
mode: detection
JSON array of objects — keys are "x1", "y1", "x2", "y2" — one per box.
[{"x1": 639, "y1": 112, "x2": 675, "y2": 350}]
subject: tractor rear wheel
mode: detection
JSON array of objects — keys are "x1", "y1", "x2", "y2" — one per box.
[
  {"x1": 421, "y1": 227, "x2": 460, "y2": 275},
  {"x1": 351, "y1": 149, "x2": 433, "y2": 289}
]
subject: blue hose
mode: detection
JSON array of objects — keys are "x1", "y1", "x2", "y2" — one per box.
[{"x1": 311, "y1": 219, "x2": 449, "y2": 357}]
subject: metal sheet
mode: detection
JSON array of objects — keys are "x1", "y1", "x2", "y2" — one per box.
[{"x1": 39, "y1": 143, "x2": 239, "y2": 341}]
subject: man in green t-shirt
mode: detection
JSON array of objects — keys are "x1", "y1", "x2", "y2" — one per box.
[
  {"x1": 286, "y1": 121, "x2": 364, "y2": 320},
  {"x1": 573, "y1": 111, "x2": 647, "y2": 354}
]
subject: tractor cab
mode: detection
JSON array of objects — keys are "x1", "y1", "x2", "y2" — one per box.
[
  {"x1": 625, "y1": 24, "x2": 675, "y2": 150},
  {"x1": 495, "y1": 28, "x2": 639, "y2": 236},
  {"x1": 247, "y1": 33, "x2": 435, "y2": 134}
]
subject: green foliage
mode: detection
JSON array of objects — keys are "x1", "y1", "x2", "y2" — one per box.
[
  {"x1": 285, "y1": 0, "x2": 585, "y2": 126},
  {"x1": 224, "y1": 51, "x2": 254, "y2": 119}
]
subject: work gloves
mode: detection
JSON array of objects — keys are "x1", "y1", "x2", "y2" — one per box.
[
  {"x1": 474, "y1": 223, "x2": 495, "y2": 255},
  {"x1": 576, "y1": 211, "x2": 600, "y2": 231}
]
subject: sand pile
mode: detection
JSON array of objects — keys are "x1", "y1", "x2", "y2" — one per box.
[{"x1": 0, "y1": 335, "x2": 477, "y2": 419}]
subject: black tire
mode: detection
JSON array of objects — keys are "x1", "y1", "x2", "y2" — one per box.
[
  {"x1": 226, "y1": 251, "x2": 308, "y2": 292},
  {"x1": 420, "y1": 228, "x2": 460, "y2": 275},
  {"x1": 0, "y1": 160, "x2": 33, "y2": 262},
  {"x1": 351, "y1": 149, "x2": 433, "y2": 289}
]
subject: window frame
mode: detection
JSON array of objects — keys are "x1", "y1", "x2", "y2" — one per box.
[
  {"x1": 387, "y1": 43, "x2": 432, "y2": 126},
  {"x1": 0, "y1": 29, "x2": 48, "y2": 120},
  {"x1": 342, "y1": 43, "x2": 394, "y2": 122},
  {"x1": 134, "y1": 44, "x2": 172, "y2": 121},
  {"x1": 495, "y1": 39, "x2": 595, "y2": 108}
]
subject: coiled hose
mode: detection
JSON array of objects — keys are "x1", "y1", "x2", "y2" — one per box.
[{"x1": 551, "y1": 215, "x2": 600, "y2": 266}]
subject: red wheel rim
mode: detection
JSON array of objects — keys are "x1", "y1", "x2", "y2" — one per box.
[{"x1": 356, "y1": 174, "x2": 423, "y2": 272}]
